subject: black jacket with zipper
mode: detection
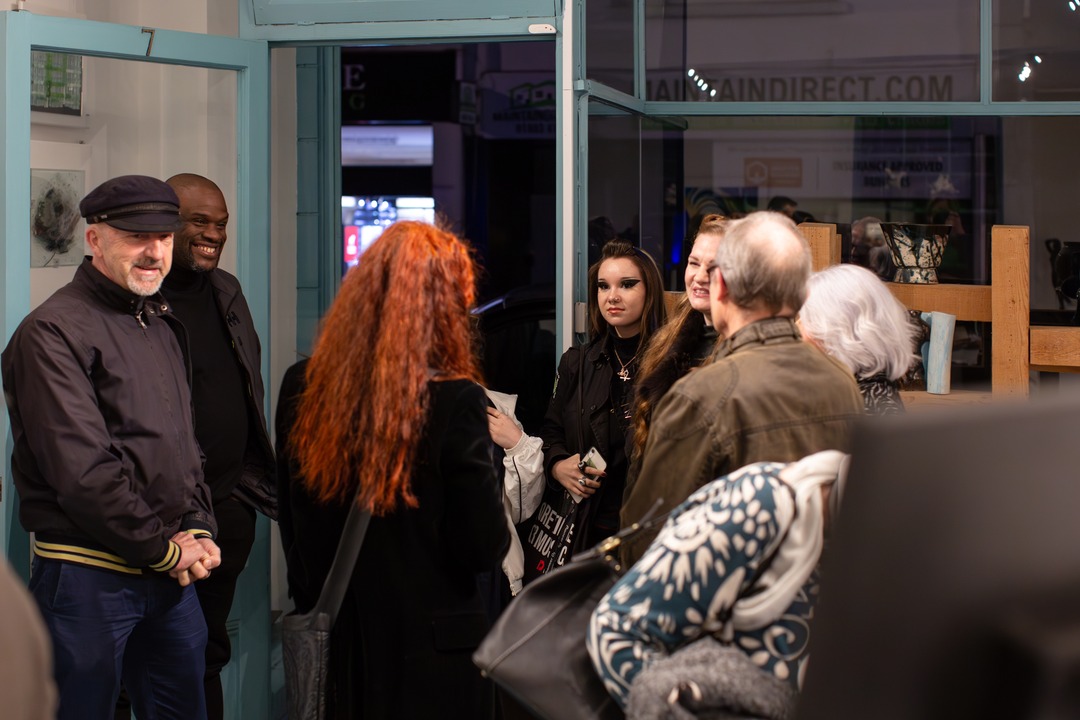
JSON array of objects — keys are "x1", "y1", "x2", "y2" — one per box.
[
  {"x1": 1, "y1": 258, "x2": 216, "y2": 573},
  {"x1": 539, "y1": 335, "x2": 632, "y2": 550},
  {"x1": 201, "y1": 268, "x2": 277, "y2": 519}
]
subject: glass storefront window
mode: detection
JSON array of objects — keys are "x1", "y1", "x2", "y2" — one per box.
[
  {"x1": 587, "y1": 105, "x2": 642, "y2": 268},
  {"x1": 586, "y1": 113, "x2": 1080, "y2": 389},
  {"x1": 642, "y1": 0, "x2": 980, "y2": 103},
  {"x1": 587, "y1": 0, "x2": 636, "y2": 95},
  {"x1": 993, "y1": 0, "x2": 1080, "y2": 101},
  {"x1": 598, "y1": 114, "x2": 1080, "y2": 315}
]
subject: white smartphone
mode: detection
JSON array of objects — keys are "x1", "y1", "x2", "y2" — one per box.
[
  {"x1": 578, "y1": 446, "x2": 608, "y2": 474},
  {"x1": 570, "y1": 446, "x2": 607, "y2": 504}
]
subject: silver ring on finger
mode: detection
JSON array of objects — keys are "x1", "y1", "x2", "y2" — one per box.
[{"x1": 578, "y1": 477, "x2": 587, "y2": 487}]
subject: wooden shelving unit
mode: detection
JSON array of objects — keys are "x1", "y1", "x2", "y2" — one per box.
[
  {"x1": 1029, "y1": 327, "x2": 1080, "y2": 373},
  {"x1": 801, "y1": 223, "x2": 1080, "y2": 403},
  {"x1": 900, "y1": 389, "x2": 994, "y2": 411}
]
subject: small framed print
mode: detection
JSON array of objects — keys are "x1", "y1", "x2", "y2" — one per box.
[{"x1": 30, "y1": 169, "x2": 85, "y2": 268}]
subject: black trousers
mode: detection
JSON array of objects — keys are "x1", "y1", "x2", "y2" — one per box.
[{"x1": 195, "y1": 496, "x2": 257, "y2": 720}]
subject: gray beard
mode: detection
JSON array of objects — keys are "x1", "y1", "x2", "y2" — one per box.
[{"x1": 127, "y1": 277, "x2": 163, "y2": 296}]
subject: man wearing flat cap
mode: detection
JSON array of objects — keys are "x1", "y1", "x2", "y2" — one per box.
[{"x1": 1, "y1": 174, "x2": 221, "y2": 720}]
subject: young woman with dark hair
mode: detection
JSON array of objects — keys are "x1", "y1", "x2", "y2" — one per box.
[{"x1": 538, "y1": 240, "x2": 666, "y2": 553}]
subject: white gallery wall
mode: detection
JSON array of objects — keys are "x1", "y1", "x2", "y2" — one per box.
[{"x1": 20, "y1": 0, "x2": 298, "y2": 388}]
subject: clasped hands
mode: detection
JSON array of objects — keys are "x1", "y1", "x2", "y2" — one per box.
[{"x1": 168, "y1": 532, "x2": 222, "y2": 587}]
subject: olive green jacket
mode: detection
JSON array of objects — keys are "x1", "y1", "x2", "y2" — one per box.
[{"x1": 620, "y1": 317, "x2": 864, "y2": 565}]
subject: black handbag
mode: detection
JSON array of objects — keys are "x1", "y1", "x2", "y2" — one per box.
[
  {"x1": 474, "y1": 502, "x2": 665, "y2": 720},
  {"x1": 282, "y1": 497, "x2": 372, "y2": 720},
  {"x1": 520, "y1": 346, "x2": 588, "y2": 584}
]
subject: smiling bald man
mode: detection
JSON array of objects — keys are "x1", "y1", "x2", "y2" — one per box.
[{"x1": 163, "y1": 173, "x2": 277, "y2": 720}]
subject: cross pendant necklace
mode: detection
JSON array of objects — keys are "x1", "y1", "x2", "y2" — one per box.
[{"x1": 613, "y1": 347, "x2": 638, "y2": 382}]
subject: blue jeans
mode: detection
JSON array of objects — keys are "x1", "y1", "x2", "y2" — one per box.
[{"x1": 30, "y1": 557, "x2": 208, "y2": 720}]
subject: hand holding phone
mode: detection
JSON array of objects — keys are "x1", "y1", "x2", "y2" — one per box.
[
  {"x1": 578, "y1": 446, "x2": 607, "y2": 475},
  {"x1": 569, "y1": 446, "x2": 607, "y2": 504}
]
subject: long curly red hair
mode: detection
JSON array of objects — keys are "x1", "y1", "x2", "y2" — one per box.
[{"x1": 289, "y1": 221, "x2": 482, "y2": 513}]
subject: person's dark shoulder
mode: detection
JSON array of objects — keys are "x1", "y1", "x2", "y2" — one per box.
[
  {"x1": 281, "y1": 358, "x2": 310, "y2": 394},
  {"x1": 279, "y1": 359, "x2": 309, "y2": 400},
  {"x1": 792, "y1": 343, "x2": 863, "y2": 408},
  {"x1": 559, "y1": 339, "x2": 603, "y2": 376},
  {"x1": 556, "y1": 343, "x2": 583, "y2": 368},
  {"x1": 275, "y1": 359, "x2": 309, "y2": 439},
  {"x1": 9, "y1": 283, "x2": 99, "y2": 354},
  {"x1": 28, "y1": 280, "x2": 93, "y2": 319},
  {"x1": 209, "y1": 267, "x2": 243, "y2": 292},
  {"x1": 428, "y1": 379, "x2": 487, "y2": 435},
  {"x1": 208, "y1": 268, "x2": 254, "y2": 315},
  {"x1": 430, "y1": 377, "x2": 484, "y2": 406}
]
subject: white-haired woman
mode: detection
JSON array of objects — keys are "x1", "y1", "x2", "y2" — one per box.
[{"x1": 798, "y1": 263, "x2": 918, "y2": 415}]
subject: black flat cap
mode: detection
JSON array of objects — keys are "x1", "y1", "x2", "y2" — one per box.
[{"x1": 79, "y1": 175, "x2": 182, "y2": 232}]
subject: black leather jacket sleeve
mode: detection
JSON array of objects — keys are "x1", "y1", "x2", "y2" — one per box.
[{"x1": 538, "y1": 346, "x2": 581, "y2": 489}]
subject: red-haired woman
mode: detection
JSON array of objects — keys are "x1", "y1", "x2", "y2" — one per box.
[
  {"x1": 276, "y1": 221, "x2": 509, "y2": 719},
  {"x1": 538, "y1": 240, "x2": 666, "y2": 561}
]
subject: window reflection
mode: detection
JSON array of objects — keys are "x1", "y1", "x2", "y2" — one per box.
[
  {"x1": 628, "y1": 116, "x2": 995, "y2": 282},
  {"x1": 587, "y1": 115, "x2": 1079, "y2": 314},
  {"x1": 642, "y1": 0, "x2": 980, "y2": 103},
  {"x1": 993, "y1": 0, "x2": 1080, "y2": 101},
  {"x1": 587, "y1": 0, "x2": 636, "y2": 95}
]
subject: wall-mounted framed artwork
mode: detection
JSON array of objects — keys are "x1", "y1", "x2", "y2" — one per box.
[
  {"x1": 30, "y1": 51, "x2": 83, "y2": 116},
  {"x1": 30, "y1": 168, "x2": 85, "y2": 268}
]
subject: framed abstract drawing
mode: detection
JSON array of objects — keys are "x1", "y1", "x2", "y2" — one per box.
[{"x1": 30, "y1": 168, "x2": 85, "y2": 268}]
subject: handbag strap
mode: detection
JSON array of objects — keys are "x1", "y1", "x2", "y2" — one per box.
[
  {"x1": 572, "y1": 497, "x2": 668, "y2": 571},
  {"x1": 552, "y1": 345, "x2": 587, "y2": 561},
  {"x1": 306, "y1": 368, "x2": 447, "y2": 624},
  {"x1": 311, "y1": 497, "x2": 372, "y2": 625},
  {"x1": 574, "y1": 342, "x2": 586, "y2": 453},
  {"x1": 543, "y1": 346, "x2": 589, "y2": 570}
]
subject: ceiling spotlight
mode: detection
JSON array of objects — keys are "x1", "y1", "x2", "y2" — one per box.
[
  {"x1": 1069, "y1": 1, "x2": 1076, "y2": 10},
  {"x1": 688, "y1": 69, "x2": 696, "y2": 77},
  {"x1": 1034, "y1": 55, "x2": 1042, "y2": 63},
  {"x1": 710, "y1": 89, "x2": 717, "y2": 97}
]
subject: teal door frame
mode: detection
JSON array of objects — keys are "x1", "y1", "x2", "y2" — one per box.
[{"x1": 0, "y1": 11, "x2": 272, "y2": 719}]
